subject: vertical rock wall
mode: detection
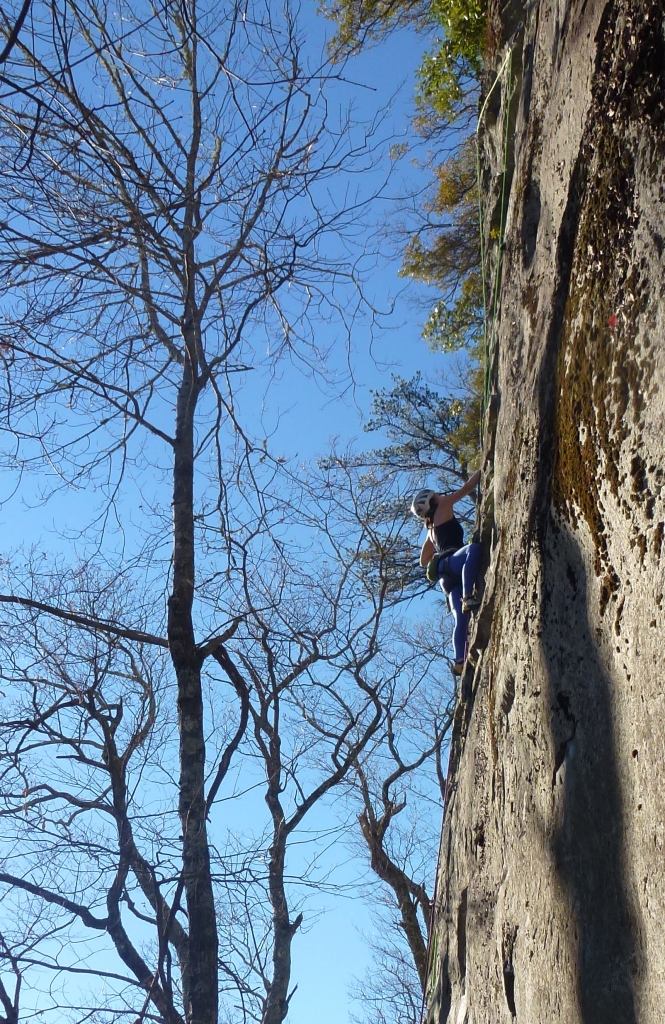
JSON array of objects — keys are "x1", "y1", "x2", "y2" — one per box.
[{"x1": 427, "y1": 3, "x2": 665, "y2": 1022}]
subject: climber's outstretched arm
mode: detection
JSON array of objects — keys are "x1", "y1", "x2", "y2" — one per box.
[
  {"x1": 430, "y1": 470, "x2": 481, "y2": 526},
  {"x1": 446, "y1": 469, "x2": 481, "y2": 506}
]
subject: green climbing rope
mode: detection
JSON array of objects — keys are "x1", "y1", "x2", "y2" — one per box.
[
  {"x1": 416, "y1": 43, "x2": 522, "y2": 1024},
  {"x1": 416, "y1": 44, "x2": 517, "y2": 1024},
  {"x1": 476, "y1": 43, "x2": 515, "y2": 445}
]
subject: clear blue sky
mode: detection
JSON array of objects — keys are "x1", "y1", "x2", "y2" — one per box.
[
  {"x1": 233, "y1": 5, "x2": 452, "y2": 470},
  {"x1": 0, "y1": 3, "x2": 456, "y2": 1021},
  {"x1": 245, "y1": 9, "x2": 451, "y2": 1024}
]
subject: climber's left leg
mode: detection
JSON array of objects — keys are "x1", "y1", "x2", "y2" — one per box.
[{"x1": 448, "y1": 584, "x2": 468, "y2": 672}]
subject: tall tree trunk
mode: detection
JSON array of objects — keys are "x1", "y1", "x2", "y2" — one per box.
[
  {"x1": 359, "y1": 811, "x2": 429, "y2": 990},
  {"x1": 262, "y1": 826, "x2": 302, "y2": 1024},
  {"x1": 168, "y1": 13, "x2": 218, "y2": 1016},
  {"x1": 169, "y1": 354, "x2": 218, "y2": 1024}
]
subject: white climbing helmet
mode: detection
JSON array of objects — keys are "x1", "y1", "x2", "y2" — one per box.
[{"x1": 411, "y1": 488, "x2": 436, "y2": 519}]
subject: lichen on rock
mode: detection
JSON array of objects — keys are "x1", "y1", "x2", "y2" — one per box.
[{"x1": 426, "y1": 3, "x2": 665, "y2": 1022}]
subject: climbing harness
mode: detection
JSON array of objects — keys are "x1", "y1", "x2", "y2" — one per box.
[{"x1": 425, "y1": 547, "x2": 460, "y2": 584}]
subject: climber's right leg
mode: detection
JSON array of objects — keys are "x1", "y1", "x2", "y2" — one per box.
[{"x1": 448, "y1": 543, "x2": 482, "y2": 611}]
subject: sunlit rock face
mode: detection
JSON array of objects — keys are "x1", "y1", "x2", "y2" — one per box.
[{"x1": 426, "y1": 2, "x2": 665, "y2": 1022}]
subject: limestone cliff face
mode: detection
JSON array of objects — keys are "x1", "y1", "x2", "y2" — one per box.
[{"x1": 427, "y1": 3, "x2": 665, "y2": 1023}]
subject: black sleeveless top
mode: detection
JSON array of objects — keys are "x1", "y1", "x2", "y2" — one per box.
[{"x1": 430, "y1": 516, "x2": 464, "y2": 554}]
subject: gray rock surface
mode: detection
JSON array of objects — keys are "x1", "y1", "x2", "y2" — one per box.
[{"x1": 426, "y1": 2, "x2": 665, "y2": 1022}]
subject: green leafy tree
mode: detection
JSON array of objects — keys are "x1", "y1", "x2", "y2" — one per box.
[
  {"x1": 323, "y1": 5, "x2": 486, "y2": 460},
  {"x1": 400, "y1": 139, "x2": 484, "y2": 465},
  {"x1": 319, "y1": 372, "x2": 474, "y2": 482},
  {"x1": 320, "y1": 0, "x2": 429, "y2": 56},
  {"x1": 363, "y1": 371, "x2": 478, "y2": 479},
  {"x1": 400, "y1": 137, "x2": 480, "y2": 301},
  {"x1": 415, "y1": 0, "x2": 486, "y2": 126},
  {"x1": 322, "y1": 0, "x2": 486, "y2": 127}
]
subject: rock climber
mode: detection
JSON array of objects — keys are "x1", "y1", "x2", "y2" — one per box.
[{"x1": 411, "y1": 471, "x2": 482, "y2": 676}]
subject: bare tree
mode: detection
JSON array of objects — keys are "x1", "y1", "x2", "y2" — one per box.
[
  {"x1": 282, "y1": 459, "x2": 457, "y2": 1024},
  {"x1": 0, "y1": 0, "x2": 32, "y2": 67},
  {"x1": 0, "y1": 1, "x2": 404, "y2": 1022},
  {"x1": 0, "y1": 3, "x2": 461, "y2": 1022},
  {"x1": 0, "y1": 463, "x2": 446, "y2": 1024},
  {"x1": 347, "y1": 670, "x2": 451, "y2": 1024}
]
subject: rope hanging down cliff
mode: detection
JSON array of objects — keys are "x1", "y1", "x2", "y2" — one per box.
[
  {"x1": 477, "y1": 27, "x2": 521, "y2": 445},
  {"x1": 417, "y1": 33, "x2": 523, "y2": 1024}
]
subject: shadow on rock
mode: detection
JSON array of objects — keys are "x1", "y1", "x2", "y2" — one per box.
[{"x1": 542, "y1": 521, "x2": 641, "y2": 1024}]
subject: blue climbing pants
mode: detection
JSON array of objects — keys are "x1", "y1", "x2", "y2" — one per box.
[{"x1": 439, "y1": 543, "x2": 481, "y2": 663}]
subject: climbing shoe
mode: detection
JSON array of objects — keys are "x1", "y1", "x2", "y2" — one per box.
[
  {"x1": 462, "y1": 594, "x2": 481, "y2": 614},
  {"x1": 451, "y1": 660, "x2": 464, "y2": 677}
]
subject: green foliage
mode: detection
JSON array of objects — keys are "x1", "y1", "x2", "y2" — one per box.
[
  {"x1": 322, "y1": 0, "x2": 487, "y2": 116},
  {"x1": 429, "y1": 0, "x2": 486, "y2": 61},
  {"x1": 320, "y1": 0, "x2": 429, "y2": 56},
  {"x1": 422, "y1": 272, "x2": 482, "y2": 351},
  {"x1": 420, "y1": 276, "x2": 483, "y2": 472},
  {"x1": 416, "y1": 44, "x2": 477, "y2": 124},
  {"x1": 319, "y1": 373, "x2": 468, "y2": 478},
  {"x1": 363, "y1": 371, "x2": 469, "y2": 475},
  {"x1": 448, "y1": 373, "x2": 483, "y2": 472},
  {"x1": 323, "y1": 0, "x2": 487, "y2": 127},
  {"x1": 398, "y1": 137, "x2": 483, "y2": 466},
  {"x1": 318, "y1": 373, "x2": 479, "y2": 599},
  {"x1": 400, "y1": 139, "x2": 479, "y2": 293},
  {"x1": 322, "y1": 0, "x2": 487, "y2": 470},
  {"x1": 416, "y1": 0, "x2": 486, "y2": 123}
]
